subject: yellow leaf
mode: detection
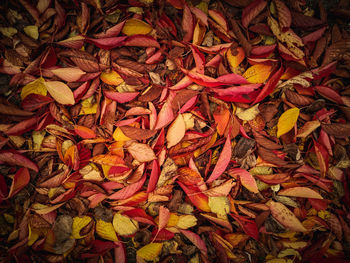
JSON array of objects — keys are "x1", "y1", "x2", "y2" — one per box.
[
  {"x1": 277, "y1": 108, "x2": 299, "y2": 137},
  {"x1": 113, "y1": 213, "x2": 139, "y2": 236},
  {"x1": 79, "y1": 97, "x2": 98, "y2": 115},
  {"x1": 95, "y1": 220, "x2": 118, "y2": 241},
  {"x1": 122, "y1": 18, "x2": 153, "y2": 36},
  {"x1": 100, "y1": 70, "x2": 124, "y2": 86},
  {"x1": 24, "y1": 25, "x2": 39, "y2": 40},
  {"x1": 227, "y1": 47, "x2": 245, "y2": 72},
  {"x1": 21, "y1": 77, "x2": 47, "y2": 100},
  {"x1": 176, "y1": 215, "x2": 197, "y2": 229},
  {"x1": 28, "y1": 224, "x2": 40, "y2": 246},
  {"x1": 72, "y1": 216, "x2": 92, "y2": 239},
  {"x1": 243, "y1": 64, "x2": 272, "y2": 83},
  {"x1": 137, "y1": 243, "x2": 163, "y2": 261},
  {"x1": 208, "y1": 196, "x2": 230, "y2": 217}
]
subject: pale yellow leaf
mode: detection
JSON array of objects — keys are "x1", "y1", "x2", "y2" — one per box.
[
  {"x1": 137, "y1": 243, "x2": 163, "y2": 261},
  {"x1": 95, "y1": 219, "x2": 118, "y2": 241},
  {"x1": 208, "y1": 196, "x2": 230, "y2": 217},
  {"x1": 21, "y1": 77, "x2": 47, "y2": 100},
  {"x1": 277, "y1": 108, "x2": 299, "y2": 137},
  {"x1": 79, "y1": 97, "x2": 98, "y2": 115},
  {"x1": 24, "y1": 25, "x2": 39, "y2": 39},
  {"x1": 113, "y1": 213, "x2": 139, "y2": 236},
  {"x1": 72, "y1": 216, "x2": 92, "y2": 239},
  {"x1": 176, "y1": 215, "x2": 197, "y2": 229},
  {"x1": 45, "y1": 81, "x2": 75, "y2": 105},
  {"x1": 122, "y1": 18, "x2": 153, "y2": 36},
  {"x1": 167, "y1": 114, "x2": 186, "y2": 148},
  {"x1": 236, "y1": 104, "x2": 260, "y2": 121}
]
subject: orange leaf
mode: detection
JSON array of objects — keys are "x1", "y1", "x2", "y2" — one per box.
[
  {"x1": 100, "y1": 70, "x2": 124, "y2": 86},
  {"x1": 167, "y1": 114, "x2": 186, "y2": 148},
  {"x1": 243, "y1": 64, "x2": 272, "y2": 83},
  {"x1": 74, "y1": 125, "x2": 96, "y2": 139},
  {"x1": 127, "y1": 142, "x2": 157, "y2": 163},
  {"x1": 226, "y1": 47, "x2": 245, "y2": 71}
]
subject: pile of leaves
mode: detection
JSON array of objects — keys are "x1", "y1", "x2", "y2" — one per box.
[{"x1": 0, "y1": 0, "x2": 350, "y2": 262}]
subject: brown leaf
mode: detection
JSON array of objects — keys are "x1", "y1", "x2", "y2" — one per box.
[
  {"x1": 321, "y1": 123, "x2": 350, "y2": 138},
  {"x1": 257, "y1": 146, "x2": 288, "y2": 166},
  {"x1": 120, "y1": 126, "x2": 157, "y2": 140}
]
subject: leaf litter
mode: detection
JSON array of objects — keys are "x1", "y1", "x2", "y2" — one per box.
[{"x1": 0, "y1": 0, "x2": 350, "y2": 262}]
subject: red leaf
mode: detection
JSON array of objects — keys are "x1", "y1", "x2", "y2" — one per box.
[
  {"x1": 251, "y1": 44, "x2": 277, "y2": 56},
  {"x1": 108, "y1": 175, "x2": 146, "y2": 200},
  {"x1": 229, "y1": 168, "x2": 259, "y2": 193},
  {"x1": 206, "y1": 134, "x2": 232, "y2": 183},
  {"x1": 104, "y1": 90, "x2": 139, "y2": 103},
  {"x1": 124, "y1": 35, "x2": 160, "y2": 48},
  {"x1": 5, "y1": 116, "x2": 39, "y2": 135},
  {"x1": 94, "y1": 21, "x2": 126, "y2": 38},
  {"x1": 231, "y1": 214, "x2": 259, "y2": 240},
  {"x1": 242, "y1": 0, "x2": 267, "y2": 28},
  {"x1": 21, "y1": 94, "x2": 53, "y2": 111},
  {"x1": 74, "y1": 125, "x2": 96, "y2": 139},
  {"x1": 182, "y1": 4, "x2": 194, "y2": 42},
  {"x1": 314, "y1": 86, "x2": 343, "y2": 105},
  {"x1": 252, "y1": 66, "x2": 284, "y2": 104},
  {"x1": 147, "y1": 160, "x2": 160, "y2": 193},
  {"x1": 0, "y1": 150, "x2": 38, "y2": 172},
  {"x1": 178, "y1": 182, "x2": 211, "y2": 212},
  {"x1": 151, "y1": 228, "x2": 175, "y2": 241},
  {"x1": 7, "y1": 168, "x2": 30, "y2": 198},
  {"x1": 85, "y1": 36, "x2": 127, "y2": 50},
  {"x1": 302, "y1": 27, "x2": 326, "y2": 44}
]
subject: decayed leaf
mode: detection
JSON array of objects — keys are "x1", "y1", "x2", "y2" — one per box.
[
  {"x1": 167, "y1": 114, "x2": 186, "y2": 148},
  {"x1": 45, "y1": 81, "x2": 75, "y2": 105},
  {"x1": 95, "y1": 219, "x2": 118, "y2": 241},
  {"x1": 269, "y1": 201, "x2": 307, "y2": 232},
  {"x1": 277, "y1": 108, "x2": 299, "y2": 138},
  {"x1": 278, "y1": 187, "x2": 323, "y2": 199},
  {"x1": 113, "y1": 213, "x2": 139, "y2": 236},
  {"x1": 127, "y1": 142, "x2": 156, "y2": 163}
]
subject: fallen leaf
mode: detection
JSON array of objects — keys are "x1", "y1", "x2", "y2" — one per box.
[
  {"x1": 45, "y1": 81, "x2": 75, "y2": 105},
  {"x1": 277, "y1": 108, "x2": 299, "y2": 138}
]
